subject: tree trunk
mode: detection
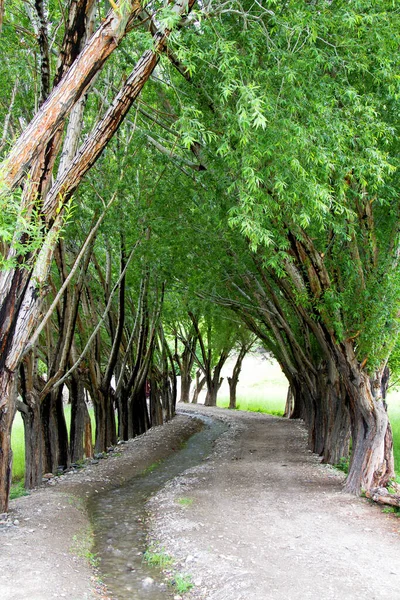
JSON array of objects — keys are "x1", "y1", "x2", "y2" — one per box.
[
  {"x1": 227, "y1": 346, "x2": 248, "y2": 409},
  {"x1": 41, "y1": 386, "x2": 69, "y2": 473},
  {"x1": 84, "y1": 397, "x2": 93, "y2": 459},
  {"x1": 283, "y1": 386, "x2": 294, "y2": 418},
  {"x1": 130, "y1": 384, "x2": 150, "y2": 438},
  {"x1": 20, "y1": 395, "x2": 43, "y2": 489},
  {"x1": 93, "y1": 389, "x2": 116, "y2": 453},
  {"x1": 180, "y1": 370, "x2": 192, "y2": 404},
  {"x1": 204, "y1": 377, "x2": 223, "y2": 407},
  {"x1": 318, "y1": 365, "x2": 351, "y2": 465},
  {"x1": 345, "y1": 375, "x2": 394, "y2": 494},
  {"x1": 337, "y1": 344, "x2": 395, "y2": 494},
  {"x1": 150, "y1": 376, "x2": 163, "y2": 427},
  {"x1": 19, "y1": 358, "x2": 44, "y2": 488},
  {"x1": 227, "y1": 376, "x2": 237, "y2": 409},
  {"x1": 192, "y1": 369, "x2": 206, "y2": 404},
  {"x1": 69, "y1": 374, "x2": 87, "y2": 463},
  {"x1": 0, "y1": 370, "x2": 16, "y2": 511},
  {"x1": 204, "y1": 351, "x2": 228, "y2": 407}
]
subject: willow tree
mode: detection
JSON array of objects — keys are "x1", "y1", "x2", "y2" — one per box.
[
  {"x1": 148, "y1": 0, "x2": 400, "y2": 493},
  {"x1": 0, "y1": 0, "x2": 197, "y2": 511}
]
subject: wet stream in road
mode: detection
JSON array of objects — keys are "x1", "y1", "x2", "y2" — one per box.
[{"x1": 88, "y1": 414, "x2": 227, "y2": 599}]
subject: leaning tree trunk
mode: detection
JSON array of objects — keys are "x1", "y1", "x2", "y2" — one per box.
[
  {"x1": 192, "y1": 370, "x2": 206, "y2": 404},
  {"x1": 0, "y1": 0, "x2": 197, "y2": 512},
  {"x1": 283, "y1": 386, "x2": 294, "y2": 418}
]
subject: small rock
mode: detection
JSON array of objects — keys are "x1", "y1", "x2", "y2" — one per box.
[
  {"x1": 142, "y1": 577, "x2": 154, "y2": 588},
  {"x1": 13, "y1": 519, "x2": 19, "y2": 526},
  {"x1": 94, "y1": 453, "x2": 104, "y2": 460},
  {"x1": 43, "y1": 473, "x2": 54, "y2": 479},
  {"x1": 91, "y1": 459, "x2": 100, "y2": 465}
]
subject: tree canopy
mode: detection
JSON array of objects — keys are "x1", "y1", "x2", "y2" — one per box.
[{"x1": 0, "y1": 0, "x2": 399, "y2": 510}]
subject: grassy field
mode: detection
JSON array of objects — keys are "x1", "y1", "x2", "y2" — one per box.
[
  {"x1": 11, "y1": 412, "x2": 25, "y2": 481},
  {"x1": 217, "y1": 354, "x2": 287, "y2": 415},
  {"x1": 388, "y1": 389, "x2": 400, "y2": 476}
]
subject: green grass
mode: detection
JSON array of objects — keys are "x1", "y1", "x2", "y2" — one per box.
[
  {"x1": 217, "y1": 394, "x2": 285, "y2": 416},
  {"x1": 217, "y1": 358, "x2": 288, "y2": 417},
  {"x1": 11, "y1": 412, "x2": 25, "y2": 481},
  {"x1": 143, "y1": 547, "x2": 174, "y2": 568},
  {"x1": 71, "y1": 524, "x2": 99, "y2": 567},
  {"x1": 176, "y1": 497, "x2": 193, "y2": 507},
  {"x1": 9, "y1": 481, "x2": 30, "y2": 500},
  {"x1": 142, "y1": 460, "x2": 162, "y2": 475},
  {"x1": 172, "y1": 573, "x2": 193, "y2": 594},
  {"x1": 387, "y1": 390, "x2": 400, "y2": 476}
]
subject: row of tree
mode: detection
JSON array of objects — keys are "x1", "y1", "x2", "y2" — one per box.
[{"x1": 0, "y1": 0, "x2": 399, "y2": 512}]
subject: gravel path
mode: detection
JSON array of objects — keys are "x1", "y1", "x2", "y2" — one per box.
[
  {"x1": 148, "y1": 404, "x2": 400, "y2": 600},
  {"x1": 1, "y1": 406, "x2": 400, "y2": 600}
]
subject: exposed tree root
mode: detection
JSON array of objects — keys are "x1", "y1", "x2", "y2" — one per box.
[{"x1": 365, "y1": 486, "x2": 400, "y2": 508}]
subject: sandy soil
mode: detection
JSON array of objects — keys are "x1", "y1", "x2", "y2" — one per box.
[{"x1": 2, "y1": 406, "x2": 400, "y2": 600}]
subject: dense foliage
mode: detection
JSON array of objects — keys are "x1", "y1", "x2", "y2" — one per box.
[{"x1": 0, "y1": 0, "x2": 399, "y2": 510}]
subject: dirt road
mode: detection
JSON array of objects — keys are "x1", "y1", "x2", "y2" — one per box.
[
  {"x1": 1, "y1": 406, "x2": 400, "y2": 600},
  {"x1": 149, "y1": 405, "x2": 400, "y2": 600}
]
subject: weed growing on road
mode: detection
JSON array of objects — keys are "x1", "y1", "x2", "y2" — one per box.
[
  {"x1": 143, "y1": 546, "x2": 174, "y2": 568},
  {"x1": 71, "y1": 525, "x2": 99, "y2": 567},
  {"x1": 177, "y1": 497, "x2": 193, "y2": 507},
  {"x1": 145, "y1": 542, "x2": 194, "y2": 594},
  {"x1": 142, "y1": 460, "x2": 162, "y2": 475},
  {"x1": 172, "y1": 573, "x2": 193, "y2": 594}
]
